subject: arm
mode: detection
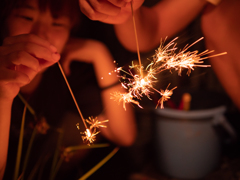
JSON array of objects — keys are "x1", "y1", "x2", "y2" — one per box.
[
  {"x1": 91, "y1": 42, "x2": 136, "y2": 146},
  {"x1": 0, "y1": 101, "x2": 12, "y2": 179},
  {"x1": 61, "y1": 38, "x2": 137, "y2": 146},
  {"x1": 0, "y1": 34, "x2": 59, "y2": 179},
  {"x1": 115, "y1": 0, "x2": 208, "y2": 52},
  {"x1": 201, "y1": 0, "x2": 240, "y2": 110},
  {"x1": 79, "y1": 0, "x2": 207, "y2": 52}
]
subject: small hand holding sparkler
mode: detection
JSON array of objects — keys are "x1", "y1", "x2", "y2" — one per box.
[
  {"x1": 78, "y1": 0, "x2": 144, "y2": 24},
  {"x1": 0, "y1": 34, "x2": 60, "y2": 100}
]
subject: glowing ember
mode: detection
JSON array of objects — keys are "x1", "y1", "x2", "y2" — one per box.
[
  {"x1": 81, "y1": 128, "x2": 99, "y2": 145},
  {"x1": 156, "y1": 85, "x2": 177, "y2": 109},
  {"x1": 85, "y1": 116, "x2": 109, "y2": 129},
  {"x1": 110, "y1": 91, "x2": 142, "y2": 110},
  {"x1": 77, "y1": 117, "x2": 108, "y2": 145}
]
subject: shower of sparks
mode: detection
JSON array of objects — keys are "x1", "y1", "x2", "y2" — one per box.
[
  {"x1": 76, "y1": 117, "x2": 108, "y2": 145},
  {"x1": 86, "y1": 117, "x2": 109, "y2": 129},
  {"x1": 110, "y1": 37, "x2": 227, "y2": 110},
  {"x1": 151, "y1": 37, "x2": 213, "y2": 75},
  {"x1": 156, "y1": 85, "x2": 177, "y2": 109},
  {"x1": 82, "y1": 129, "x2": 99, "y2": 145},
  {"x1": 110, "y1": 91, "x2": 142, "y2": 110}
]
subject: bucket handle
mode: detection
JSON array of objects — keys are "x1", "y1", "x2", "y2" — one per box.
[{"x1": 212, "y1": 114, "x2": 237, "y2": 140}]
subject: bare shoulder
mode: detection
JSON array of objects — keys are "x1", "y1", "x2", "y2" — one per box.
[{"x1": 201, "y1": 0, "x2": 240, "y2": 41}]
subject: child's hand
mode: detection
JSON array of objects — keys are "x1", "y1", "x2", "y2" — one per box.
[
  {"x1": 79, "y1": 0, "x2": 144, "y2": 24},
  {"x1": 0, "y1": 34, "x2": 60, "y2": 100}
]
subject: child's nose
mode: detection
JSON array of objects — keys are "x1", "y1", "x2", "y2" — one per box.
[{"x1": 30, "y1": 22, "x2": 49, "y2": 40}]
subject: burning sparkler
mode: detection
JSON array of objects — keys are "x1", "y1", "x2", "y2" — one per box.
[
  {"x1": 110, "y1": 1, "x2": 226, "y2": 110},
  {"x1": 58, "y1": 62, "x2": 108, "y2": 145},
  {"x1": 156, "y1": 84, "x2": 177, "y2": 109},
  {"x1": 110, "y1": 37, "x2": 227, "y2": 110},
  {"x1": 76, "y1": 117, "x2": 108, "y2": 145}
]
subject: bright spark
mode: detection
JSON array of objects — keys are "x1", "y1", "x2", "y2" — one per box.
[
  {"x1": 156, "y1": 85, "x2": 177, "y2": 109},
  {"x1": 85, "y1": 116, "x2": 109, "y2": 129},
  {"x1": 81, "y1": 128, "x2": 99, "y2": 145},
  {"x1": 77, "y1": 116, "x2": 108, "y2": 145}
]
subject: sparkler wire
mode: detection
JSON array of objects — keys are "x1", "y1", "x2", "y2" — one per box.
[
  {"x1": 50, "y1": 144, "x2": 110, "y2": 180},
  {"x1": 64, "y1": 143, "x2": 110, "y2": 153},
  {"x1": 79, "y1": 147, "x2": 119, "y2": 180},
  {"x1": 18, "y1": 93, "x2": 36, "y2": 118},
  {"x1": 22, "y1": 126, "x2": 37, "y2": 180},
  {"x1": 57, "y1": 62, "x2": 88, "y2": 130},
  {"x1": 131, "y1": 1, "x2": 143, "y2": 77},
  {"x1": 50, "y1": 128, "x2": 64, "y2": 180},
  {"x1": 14, "y1": 105, "x2": 27, "y2": 180}
]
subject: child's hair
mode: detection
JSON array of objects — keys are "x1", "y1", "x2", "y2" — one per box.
[{"x1": 0, "y1": 0, "x2": 81, "y2": 39}]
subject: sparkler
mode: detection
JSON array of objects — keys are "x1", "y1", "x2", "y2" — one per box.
[
  {"x1": 156, "y1": 84, "x2": 177, "y2": 109},
  {"x1": 110, "y1": 37, "x2": 226, "y2": 110},
  {"x1": 110, "y1": 2, "x2": 227, "y2": 110},
  {"x1": 57, "y1": 62, "x2": 108, "y2": 145},
  {"x1": 76, "y1": 117, "x2": 109, "y2": 145}
]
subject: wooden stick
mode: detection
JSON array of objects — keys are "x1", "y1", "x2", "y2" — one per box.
[
  {"x1": 57, "y1": 62, "x2": 87, "y2": 129},
  {"x1": 131, "y1": 1, "x2": 143, "y2": 77}
]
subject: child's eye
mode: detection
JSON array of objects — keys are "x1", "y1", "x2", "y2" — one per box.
[
  {"x1": 17, "y1": 15, "x2": 33, "y2": 21},
  {"x1": 52, "y1": 22, "x2": 64, "y2": 27}
]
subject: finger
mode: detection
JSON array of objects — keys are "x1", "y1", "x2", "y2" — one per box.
[
  {"x1": 37, "y1": 56, "x2": 59, "y2": 70},
  {"x1": 3, "y1": 34, "x2": 58, "y2": 53},
  {"x1": 79, "y1": 0, "x2": 95, "y2": 18},
  {"x1": 108, "y1": 0, "x2": 128, "y2": 7},
  {"x1": 0, "y1": 68, "x2": 30, "y2": 85},
  {"x1": 81, "y1": 0, "x2": 121, "y2": 20},
  {"x1": 23, "y1": 42, "x2": 60, "y2": 63},
  {"x1": 80, "y1": 0, "x2": 108, "y2": 20},
  {"x1": 6, "y1": 51, "x2": 40, "y2": 72},
  {"x1": 89, "y1": 0, "x2": 121, "y2": 16},
  {"x1": 2, "y1": 42, "x2": 60, "y2": 63},
  {"x1": 15, "y1": 64, "x2": 38, "y2": 82}
]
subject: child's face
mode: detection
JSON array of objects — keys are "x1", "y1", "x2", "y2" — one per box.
[{"x1": 5, "y1": 0, "x2": 71, "y2": 53}]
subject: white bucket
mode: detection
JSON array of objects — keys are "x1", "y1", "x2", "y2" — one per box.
[{"x1": 154, "y1": 106, "x2": 236, "y2": 179}]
